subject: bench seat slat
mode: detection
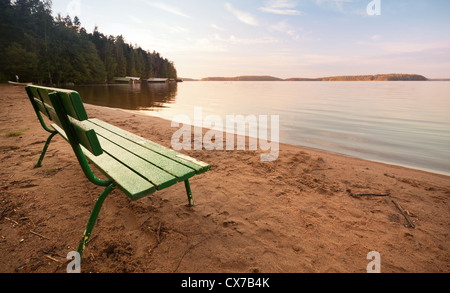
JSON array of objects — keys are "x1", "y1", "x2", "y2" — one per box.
[
  {"x1": 95, "y1": 135, "x2": 178, "y2": 190},
  {"x1": 88, "y1": 118, "x2": 211, "y2": 174},
  {"x1": 84, "y1": 120, "x2": 196, "y2": 182},
  {"x1": 52, "y1": 124, "x2": 156, "y2": 200}
]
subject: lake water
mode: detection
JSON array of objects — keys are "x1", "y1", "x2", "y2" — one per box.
[{"x1": 71, "y1": 81, "x2": 450, "y2": 175}]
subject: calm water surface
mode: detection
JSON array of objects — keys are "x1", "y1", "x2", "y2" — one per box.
[{"x1": 72, "y1": 81, "x2": 450, "y2": 175}]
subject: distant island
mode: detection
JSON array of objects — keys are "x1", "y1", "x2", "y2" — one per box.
[
  {"x1": 287, "y1": 74, "x2": 428, "y2": 81},
  {"x1": 202, "y1": 76, "x2": 283, "y2": 81},
  {"x1": 179, "y1": 78, "x2": 201, "y2": 81},
  {"x1": 200, "y1": 74, "x2": 428, "y2": 82}
]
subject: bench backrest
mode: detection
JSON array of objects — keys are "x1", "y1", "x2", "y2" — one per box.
[{"x1": 25, "y1": 85, "x2": 103, "y2": 156}]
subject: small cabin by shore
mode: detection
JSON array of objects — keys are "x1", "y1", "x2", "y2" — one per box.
[
  {"x1": 144, "y1": 78, "x2": 169, "y2": 83},
  {"x1": 114, "y1": 77, "x2": 183, "y2": 84},
  {"x1": 114, "y1": 77, "x2": 141, "y2": 84}
]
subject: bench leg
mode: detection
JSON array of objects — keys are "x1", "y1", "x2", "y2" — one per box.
[
  {"x1": 184, "y1": 180, "x2": 194, "y2": 207},
  {"x1": 35, "y1": 131, "x2": 57, "y2": 168},
  {"x1": 77, "y1": 183, "x2": 115, "y2": 257}
]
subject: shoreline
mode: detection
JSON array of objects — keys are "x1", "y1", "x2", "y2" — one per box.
[
  {"x1": 1, "y1": 84, "x2": 449, "y2": 273},
  {"x1": 128, "y1": 108, "x2": 450, "y2": 178},
  {"x1": 5, "y1": 78, "x2": 448, "y2": 88}
]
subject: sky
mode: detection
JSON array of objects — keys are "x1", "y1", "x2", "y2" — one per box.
[{"x1": 51, "y1": 0, "x2": 450, "y2": 79}]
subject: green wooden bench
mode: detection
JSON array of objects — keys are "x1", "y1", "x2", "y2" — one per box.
[{"x1": 25, "y1": 85, "x2": 210, "y2": 257}]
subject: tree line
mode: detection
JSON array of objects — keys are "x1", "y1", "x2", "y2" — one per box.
[
  {"x1": 0, "y1": 0, "x2": 177, "y2": 85},
  {"x1": 312, "y1": 74, "x2": 428, "y2": 81}
]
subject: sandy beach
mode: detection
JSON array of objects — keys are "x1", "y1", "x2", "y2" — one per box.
[{"x1": 0, "y1": 84, "x2": 449, "y2": 273}]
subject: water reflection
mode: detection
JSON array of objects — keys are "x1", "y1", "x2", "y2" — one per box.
[
  {"x1": 70, "y1": 82, "x2": 178, "y2": 111},
  {"x1": 60, "y1": 81, "x2": 450, "y2": 175}
]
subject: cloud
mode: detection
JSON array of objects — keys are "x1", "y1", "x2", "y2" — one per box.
[
  {"x1": 270, "y1": 20, "x2": 301, "y2": 40},
  {"x1": 315, "y1": 0, "x2": 354, "y2": 4},
  {"x1": 128, "y1": 15, "x2": 144, "y2": 25},
  {"x1": 301, "y1": 54, "x2": 348, "y2": 64},
  {"x1": 145, "y1": 2, "x2": 191, "y2": 18},
  {"x1": 357, "y1": 39, "x2": 450, "y2": 54},
  {"x1": 215, "y1": 34, "x2": 279, "y2": 45},
  {"x1": 371, "y1": 34, "x2": 381, "y2": 41},
  {"x1": 259, "y1": 0, "x2": 303, "y2": 15},
  {"x1": 315, "y1": 0, "x2": 357, "y2": 13},
  {"x1": 166, "y1": 25, "x2": 189, "y2": 34},
  {"x1": 379, "y1": 41, "x2": 450, "y2": 54},
  {"x1": 211, "y1": 24, "x2": 227, "y2": 31},
  {"x1": 225, "y1": 3, "x2": 258, "y2": 26},
  {"x1": 191, "y1": 38, "x2": 228, "y2": 52}
]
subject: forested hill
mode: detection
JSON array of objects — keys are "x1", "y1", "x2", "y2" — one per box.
[
  {"x1": 0, "y1": 0, "x2": 177, "y2": 85},
  {"x1": 201, "y1": 73, "x2": 428, "y2": 81},
  {"x1": 202, "y1": 76, "x2": 283, "y2": 81},
  {"x1": 287, "y1": 74, "x2": 428, "y2": 81},
  {"x1": 201, "y1": 74, "x2": 428, "y2": 82}
]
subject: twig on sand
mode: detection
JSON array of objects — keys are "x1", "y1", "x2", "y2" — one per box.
[
  {"x1": 147, "y1": 222, "x2": 164, "y2": 255},
  {"x1": 5, "y1": 217, "x2": 19, "y2": 225},
  {"x1": 392, "y1": 200, "x2": 415, "y2": 229},
  {"x1": 173, "y1": 237, "x2": 209, "y2": 273},
  {"x1": 30, "y1": 230, "x2": 50, "y2": 240},
  {"x1": 16, "y1": 257, "x2": 44, "y2": 272},
  {"x1": 156, "y1": 222, "x2": 162, "y2": 244},
  {"x1": 45, "y1": 255, "x2": 62, "y2": 263},
  {"x1": 2, "y1": 173, "x2": 15, "y2": 182},
  {"x1": 0, "y1": 207, "x2": 11, "y2": 220},
  {"x1": 351, "y1": 193, "x2": 390, "y2": 198}
]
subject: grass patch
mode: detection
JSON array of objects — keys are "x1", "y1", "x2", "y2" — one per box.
[
  {"x1": 42, "y1": 167, "x2": 63, "y2": 176},
  {"x1": 4, "y1": 131, "x2": 24, "y2": 137},
  {"x1": 4, "y1": 128, "x2": 29, "y2": 138},
  {"x1": 44, "y1": 168, "x2": 61, "y2": 173}
]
